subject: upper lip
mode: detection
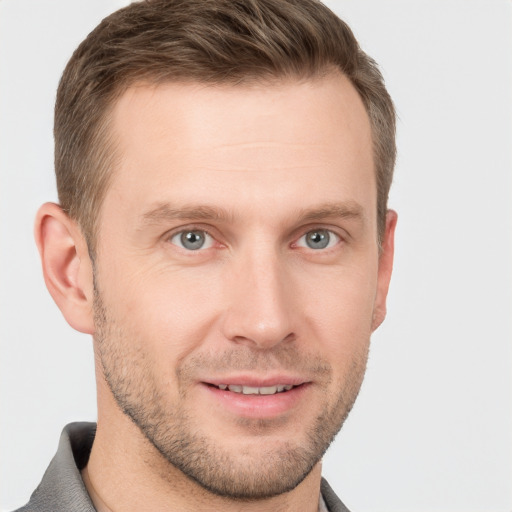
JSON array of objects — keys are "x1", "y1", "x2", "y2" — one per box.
[{"x1": 201, "y1": 375, "x2": 309, "y2": 387}]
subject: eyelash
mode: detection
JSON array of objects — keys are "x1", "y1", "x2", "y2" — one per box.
[
  {"x1": 294, "y1": 229, "x2": 341, "y2": 251},
  {"x1": 166, "y1": 226, "x2": 343, "y2": 253},
  {"x1": 168, "y1": 227, "x2": 217, "y2": 252}
]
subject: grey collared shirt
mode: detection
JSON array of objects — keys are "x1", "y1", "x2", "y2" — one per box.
[{"x1": 14, "y1": 423, "x2": 351, "y2": 512}]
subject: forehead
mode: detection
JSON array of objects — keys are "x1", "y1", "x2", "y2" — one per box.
[
  {"x1": 103, "y1": 74, "x2": 375, "y2": 228},
  {"x1": 112, "y1": 74, "x2": 372, "y2": 162}
]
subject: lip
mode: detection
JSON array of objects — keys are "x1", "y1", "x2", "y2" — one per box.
[
  {"x1": 204, "y1": 374, "x2": 308, "y2": 388},
  {"x1": 199, "y1": 375, "x2": 311, "y2": 419}
]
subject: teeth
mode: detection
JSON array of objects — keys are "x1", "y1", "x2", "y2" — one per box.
[
  {"x1": 220, "y1": 384, "x2": 294, "y2": 395},
  {"x1": 259, "y1": 386, "x2": 277, "y2": 395},
  {"x1": 242, "y1": 386, "x2": 259, "y2": 395}
]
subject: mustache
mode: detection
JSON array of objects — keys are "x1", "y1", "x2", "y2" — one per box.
[{"x1": 177, "y1": 345, "x2": 332, "y2": 380}]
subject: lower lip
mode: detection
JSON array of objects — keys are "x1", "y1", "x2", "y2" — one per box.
[{"x1": 201, "y1": 383, "x2": 310, "y2": 419}]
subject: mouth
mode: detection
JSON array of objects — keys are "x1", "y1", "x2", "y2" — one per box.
[
  {"x1": 206, "y1": 383, "x2": 298, "y2": 395},
  {"x1": 200, "y1": 378, "x2": 310, "y2": 419},
  {"x1": 199, "y1": 375, "x2": 311, "y2": 419}
]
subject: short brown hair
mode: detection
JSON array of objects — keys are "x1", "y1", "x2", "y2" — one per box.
[{"x1": 55, "y1": 0, "x2": 396, "y2": 251}]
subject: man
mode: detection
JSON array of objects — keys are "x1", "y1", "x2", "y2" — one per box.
[{"x1": 17, "y1": 0, "x2": 396, "y2": 510}]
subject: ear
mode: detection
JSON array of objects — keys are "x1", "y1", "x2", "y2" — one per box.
[
  {"x1": 372, "y1": 209, "x2": 397, "y2": 331},
  {"x1": 35, "y1": 202, "x2": 95, "y2": 334}
]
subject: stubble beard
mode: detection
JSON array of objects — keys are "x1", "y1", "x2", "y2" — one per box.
[{"x1": 93, "y1": 287, "x2": 369, "y2": 501}]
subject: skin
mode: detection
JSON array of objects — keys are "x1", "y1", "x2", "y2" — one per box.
[{"x1": 36, "y1": 73, "x2": 397, "y2": 512}]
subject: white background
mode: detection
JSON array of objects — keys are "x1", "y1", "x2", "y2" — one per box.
[{"x1": 1, "y1": 1, "x2": 511, "y2": 511}]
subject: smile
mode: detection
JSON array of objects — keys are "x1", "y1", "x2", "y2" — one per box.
[
  {"x1": 213, "y1": 384, "x2": 295, "y2": 395},
  {"x1": 202, "y1": 380, "x2": 310, "y2": 418}
]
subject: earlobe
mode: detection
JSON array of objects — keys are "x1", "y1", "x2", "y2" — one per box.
[
  {"x1": 372, "y1": 210, "x2": 398, "y2": 331},
  {"x1": 35, "y1": 202, "x2": 95, "y2": 334}
]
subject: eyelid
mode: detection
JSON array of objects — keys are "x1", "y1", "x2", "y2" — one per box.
[
  {"x1": 292, "y1": 227, "x2": 343, "y2": 250},
  {"x1": 165, "y1": 224, "x2": 220, "y2": 251},
  {"x1": 163, "y1": 223, "x2": 346, "y2": 252}
]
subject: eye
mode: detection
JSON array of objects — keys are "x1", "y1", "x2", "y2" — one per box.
[
  {"x1": 296, "y1": 229, "x2": 340, "y2": 250},
  {"x1": 170, "y1": 230, "x2": 214, "y2": 251}
]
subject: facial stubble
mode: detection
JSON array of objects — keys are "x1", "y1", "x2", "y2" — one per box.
[{"x1": 93, "y1": 284, "x2": 369, "y2": 501}]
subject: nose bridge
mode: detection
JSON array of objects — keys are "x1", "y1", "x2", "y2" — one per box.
[{"x1": 222, "y1": 241, "x2": 295, "y2": 348}]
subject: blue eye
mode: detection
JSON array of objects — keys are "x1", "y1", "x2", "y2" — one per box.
[
  {"x1": 297, "y1": 229, "x2": 339, "y2": 250},
  {"x1": 170, "y1": 230, "x2": 214, "y2": 251}
]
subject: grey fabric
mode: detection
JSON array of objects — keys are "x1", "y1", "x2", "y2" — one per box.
[
  {"x1": 14, "y1": 422, "x2": 351, "y2": 512},
  {"x1": 15, "y1": 423, "x2": 96, "y2": 512}
]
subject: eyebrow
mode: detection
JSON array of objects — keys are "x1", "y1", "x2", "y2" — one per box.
[
  {"x1": 139, "y1": 203, "x2": 234, "y2": 227},
  {"x1": 138, "y1": 200, "x2": 365, "y2": 228},
  {"x1": 296, "y1": 201, "x2": 365, "y2": 223}
]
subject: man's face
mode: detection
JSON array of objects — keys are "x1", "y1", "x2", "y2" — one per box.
[{"x1": 92, "y1": 74, "x2": 392, "y2": 499}]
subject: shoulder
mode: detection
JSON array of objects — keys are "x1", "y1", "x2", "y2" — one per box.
[{"x1": 11, "y1": 423, "x2": 97, "y2": 512}]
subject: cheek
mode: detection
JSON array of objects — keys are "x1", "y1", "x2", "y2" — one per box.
[
  {"x1": 307, "y1": 276, "x2": 374, "y2": 397},
  {"x1": 104, "y1": 264, "x2": 224, "y2": 359},
  {"x1": 301, "y1": 263, "x2": 378, "y2": 353}
]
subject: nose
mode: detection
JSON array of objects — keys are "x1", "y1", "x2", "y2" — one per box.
[{"x1": 220, "y1": 248, "x2": 296, "y2": 350}]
